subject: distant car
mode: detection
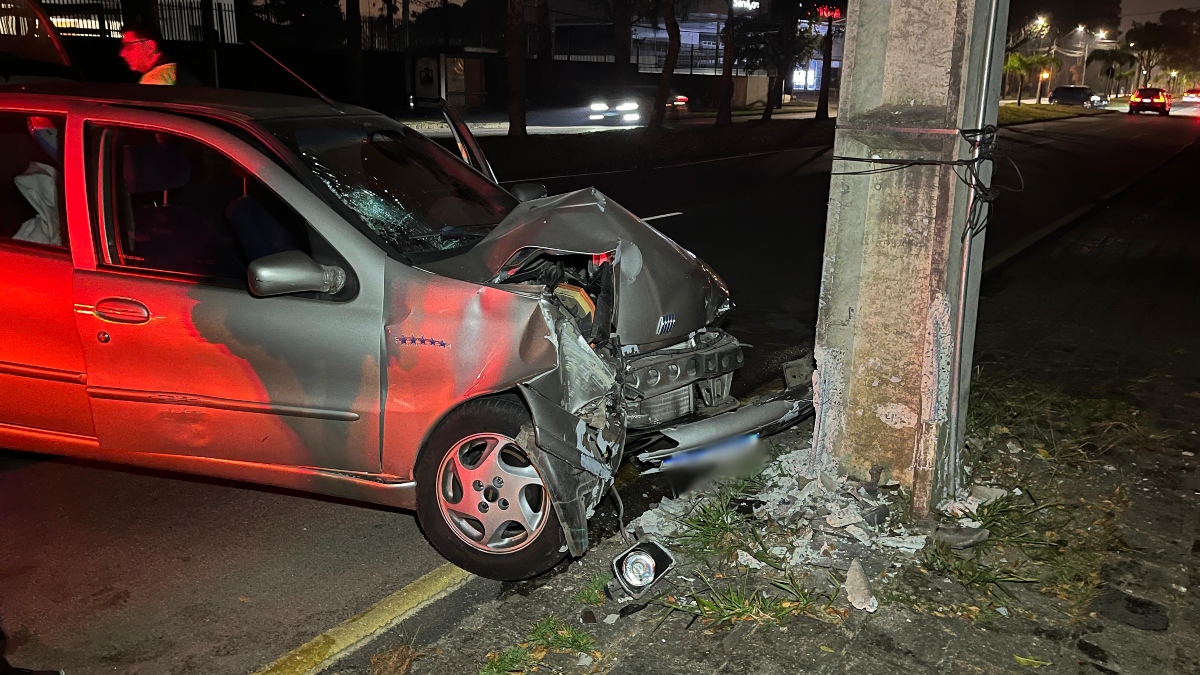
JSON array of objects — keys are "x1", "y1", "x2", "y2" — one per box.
[
  {"x1": 1048, "y1": 85, "x2": 1107, "y2": 108},
  {"x1": 586, "y1": 86, "x2": 689, "y2": 124},
  {"x1": 1183, "y1": 88, "x2": 1200, "y2": 102},
  {"x1": 1128, "y1": 87, "x2": 1171, "y2": 115}
]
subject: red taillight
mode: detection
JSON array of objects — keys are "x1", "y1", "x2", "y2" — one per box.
[
  {"x1": 675, "y1": 95, "x2": 689, "y2": 103},
  {"x1": 591, "y1": 252, "x2": 613, "y2": 267}
]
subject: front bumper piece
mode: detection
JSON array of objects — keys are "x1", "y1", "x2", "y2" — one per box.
[{"x1": 634, "y1": 392, "x2": 814, "y2": 471}]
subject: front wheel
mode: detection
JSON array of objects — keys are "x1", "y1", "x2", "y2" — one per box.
[
  {"x1": 415, "y1": 396, "x2": 567, "y2": 580},
  {"x1": 1161, "y1": 110, "x2": 1170, "y2": 116}
]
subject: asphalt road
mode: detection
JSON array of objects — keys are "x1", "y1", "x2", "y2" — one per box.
[{"x1": 4, "y1": 105, "x2": 1200, "y2": 674}]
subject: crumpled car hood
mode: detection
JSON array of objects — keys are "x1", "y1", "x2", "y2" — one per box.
[{"x1": 419, "y1": 189, "x2": 729, "y2": 349}]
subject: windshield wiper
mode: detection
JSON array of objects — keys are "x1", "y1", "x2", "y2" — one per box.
[{"x1": 399, "y1": 224, "x2": 492, "y2": 242}]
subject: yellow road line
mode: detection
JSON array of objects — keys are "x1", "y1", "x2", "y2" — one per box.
[{"x1": 251, "y1": 563, "x2": 473, "y2": 675}]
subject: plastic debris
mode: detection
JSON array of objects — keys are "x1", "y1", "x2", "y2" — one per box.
[
  {"x1": 603, "y1": 613, "x2": 619, "y2": 624},
  {"x1": 581, "y1": 609, "x2": 597, "y2": 624},
  {"x1": 968, "y1": 485, "x2": 1008, "y2": 505},
  {"x1": 845, "y1": 560, "x2": 878, "y2": 612},
  {"x1": 933, "y1": 525, "x2": 991, "y2": 549},
  {"x1": 577, "y1": 654, "x2": 595, "y2": 667}
]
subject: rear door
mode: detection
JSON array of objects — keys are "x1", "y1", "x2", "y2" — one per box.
[
  {"x1": 0, "y1": 101, "x2": 94, "y2": 449},
  {"x1": 72, "y1": 106, "x2": 388, "y2": 472}
]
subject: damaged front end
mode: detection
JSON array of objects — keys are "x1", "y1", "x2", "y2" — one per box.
[
  {"x1": 418, "y1": 187, "x2": 812, "y2": 554},
  {"x1": 516, "y1": 298, "x2": 626, "y2": 557}
]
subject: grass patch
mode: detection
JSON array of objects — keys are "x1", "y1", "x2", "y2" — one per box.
[
  {"x1": 917, "y1": 373, "x2": 1140, "y2": 618},
  {"x1": 478, "y1": 646, "x2": 532, "y2": 675},
  {"x1": 661, "y1": 571, "x2": 843, "y2": 628},
  {"x1": 997, "y1": 103, "x2": 1110, "y2": 125},
  {"x1": 526, "y1": 616, "x2": 596, "y2": 653},
  {"x1": 574, "y1": 574, "x2": 612, "y2": 607}
]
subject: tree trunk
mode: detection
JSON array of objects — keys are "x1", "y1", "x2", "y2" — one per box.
[
  {"x1": 536, "y1": 0, "x2": 552, "y2": 99},
  {"x1": 614, "y1": 0, "x2": 631, "y2": 84},
  {"x1": 507, "y1": 0, "x2": 528, "y2": 137},
  {"x1": 716, "y1": 0, "x2": 734, "y2": 127},
  {"x1": 815, "y1": 15, "x2": 834, "y2": 121},
  {"x1": 1015, "y1": 75, "x2": 1023, "y2": 105},
  {"x1": 346, "y1": 0, "x2": 363, "y2": 103},
  {"x1": 762, "y1": 75, "x2": 779, "y2": 120},
  {"x1": 200, "y1": 0, "x2": 218, "y2": 86},
  {"x1": 650, "y1": 0, "x2": 680, "y2": 130},
  {"x1": 763, "y1": 8, "x2": 799, "y2": 122}
]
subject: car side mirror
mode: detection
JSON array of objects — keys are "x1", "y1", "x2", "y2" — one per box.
[
  {"x1": 247, "y1": 250, "x2": 346, "y2": 297},
  {"x1": 511, "y1": 182, "x2": 548, "y2": 202}
]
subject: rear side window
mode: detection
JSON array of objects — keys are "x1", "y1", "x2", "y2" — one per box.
[{"x1": 0, "y1": 111, "x2": 66, "y2": 250}]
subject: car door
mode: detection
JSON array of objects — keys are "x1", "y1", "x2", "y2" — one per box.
[
  {"x1": 72, "y1": 107, "x2": 387, "y2": 472},
  {"x1": 0, "y1": 104, "x2": 95, "y2": 450}
]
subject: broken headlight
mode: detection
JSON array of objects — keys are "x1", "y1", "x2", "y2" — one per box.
[{"x1": 612, "y1": 540, "x2": 675, "y2": 599}]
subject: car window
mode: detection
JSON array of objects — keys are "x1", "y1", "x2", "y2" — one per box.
[
  {"x1": 87, "y1": 124, "x2": 324, "y2": 286},
  {"x1": 0, "y1": 111, "x2": 66, "y2": 250}
]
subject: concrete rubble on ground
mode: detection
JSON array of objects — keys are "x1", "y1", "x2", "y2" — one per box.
[{"x1": 626, "y1": 445, "x2": 983, "y2": 609}]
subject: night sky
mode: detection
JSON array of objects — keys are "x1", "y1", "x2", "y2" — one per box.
[{"x1": 1122, "y1": 0, "x2": 1200, "y2": 27}]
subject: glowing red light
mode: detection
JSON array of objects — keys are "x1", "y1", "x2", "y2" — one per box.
[
  {"x1": 592, "y1": 252, "x2": 613, "y2": 266},
  {"x1": 817, "y1": 6, "x2": 842, "y2": 19}
]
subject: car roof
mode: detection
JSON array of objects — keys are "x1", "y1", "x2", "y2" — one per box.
[{"x1": 0, "y1": 82, "x2": 378, "y2": 121}]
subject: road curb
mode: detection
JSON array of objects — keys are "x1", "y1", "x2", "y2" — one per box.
[
  {"x1": 249, "y1": 563, "x2": 473, "y2": 675},
  {"x1": 983, "y1": 125, "x2": 1199, "y2": 274}
]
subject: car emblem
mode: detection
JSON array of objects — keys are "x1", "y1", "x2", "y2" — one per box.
[{"x1": 656, "y1": 313, "x2": 676, "y2": 335}]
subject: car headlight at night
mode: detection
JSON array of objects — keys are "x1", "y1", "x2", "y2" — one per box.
[
  {"x1": 590, "y1": 102, "x2": 608, "y2": 111},
  {"x1": 622, "y1": 113, "x2": 640, "y2": 122},
  {"x1": 616, "y1": 101, "x2": 638, "y2": 111}
]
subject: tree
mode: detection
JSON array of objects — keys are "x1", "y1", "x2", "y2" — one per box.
[
  {"x1": 647, "y1": 0, "x2": 681, "y2": 130},
  {"x1": 1027, "y1": 52, "x2": 1058, "y2": 103},
  {"x1": 346, "y1": 0, "x2": 364, "y2": 102},
  {"x1": 1087, "y1": 47, "x2": 1136, "y2": 96},
  {"x1": 761, "y1": 0, "x2": 817, "y2": 121},
  {"x1": 808, "y1": 2, "x2": 845, "y2": 122},
  {"x1": 1003, "y1": 52, "x2": 1029, "y2": 105},
  {"x1": 506, "y1": 0, "x2": 527, "y2": 136},
  {"x1": 613, "y1": 0, "x2": 633, "y2": 83},
  {"x1": 716, "y1": 0, "x2": 735, "y2": 127},
  {"x1": 1006, "y1": 0, "x2": 1120, "y2": 51},
  {"x1": 1126, "y1": 22, "x2": 1170, "y2": 88},
  {"x1": 536, "y1": 0, "x2": 552, "y2": 96}
]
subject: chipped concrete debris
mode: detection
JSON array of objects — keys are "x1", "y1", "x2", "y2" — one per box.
[
  {"x1": 844, "y1": 560, "x2": 878, "y2": 613},
  {"x1": 630, "y1": 445, "x2": 930, "y2": 590}
]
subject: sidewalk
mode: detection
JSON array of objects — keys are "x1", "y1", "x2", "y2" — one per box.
[{"x1": 327, "y1": 127, "x2": 1200, "y2": 675}]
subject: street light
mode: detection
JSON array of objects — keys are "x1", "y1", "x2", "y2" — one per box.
[
  {"x1": 1097, "y1": 30, "x2": 1106, "y2": 39},
  {"x1": 1037, "y1": 71, "x2": 1050, "y2": 104},
  {"x1": 1035, "y1": 16, "x2": 1046, "y2": 26},
  {"x1": 1077, "y1": 25, "x2": 1085, "y2": 32}
]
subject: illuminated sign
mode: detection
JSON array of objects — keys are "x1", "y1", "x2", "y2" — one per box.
[
  {"x1": 733, "y1": 0, "x2": 760, "y2": 11},
  {"x1": 817, "y1": 6, "x2": 842, "y2": 19}
]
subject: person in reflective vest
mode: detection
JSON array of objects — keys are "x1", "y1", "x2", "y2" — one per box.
[{"x1": 119, "y1": 24, "x2": 180, "y2": 85}]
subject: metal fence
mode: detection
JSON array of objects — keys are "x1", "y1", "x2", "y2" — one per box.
[{"x1": 632, "y1": 40, "x2": 751, "y2": 76}]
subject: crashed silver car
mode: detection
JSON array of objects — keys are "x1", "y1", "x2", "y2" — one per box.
[{"x1": 0, "y1": 76, "x2": 804, "y2": 578}]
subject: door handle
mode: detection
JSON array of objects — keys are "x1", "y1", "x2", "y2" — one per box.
[{"x1": 94, "y1": 298, "x2": 150, "y2": 324}]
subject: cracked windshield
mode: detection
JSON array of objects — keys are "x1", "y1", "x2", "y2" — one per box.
[{"x1": 266, "y1": 116, "x2": 517, "y2": 259}]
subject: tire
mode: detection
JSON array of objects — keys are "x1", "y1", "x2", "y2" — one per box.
[
  {"x1": 1161, "y1": 110, "x2": 1170, "y2": 116},
  {"x1": 414, "y1": 396, "x2": 567, "y2": 580}
]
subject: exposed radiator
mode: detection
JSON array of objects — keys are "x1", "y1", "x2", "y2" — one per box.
[{"x1": 626, "y1": 385, "x2": 695, "y2": 428}]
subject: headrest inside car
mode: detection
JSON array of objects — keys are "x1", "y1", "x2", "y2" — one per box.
[{"x1": 123, "y1": 143, "x2": 192, "y2": 194}]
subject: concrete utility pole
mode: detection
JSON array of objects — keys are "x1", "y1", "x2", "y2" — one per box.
[{"x1": 810, "y1": 0, "x2": 1009, "y2": 514}]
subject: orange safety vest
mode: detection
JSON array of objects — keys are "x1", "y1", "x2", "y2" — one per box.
[{"x1": 139, "y1": 63, "x2": 178, "y2": 86}]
